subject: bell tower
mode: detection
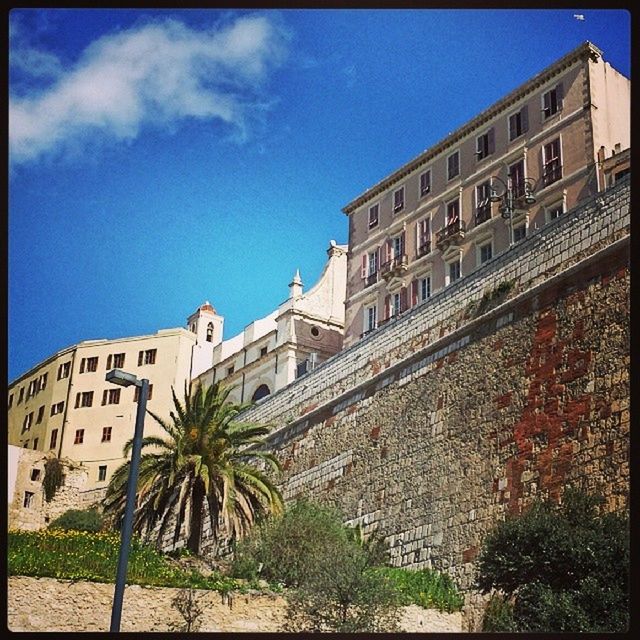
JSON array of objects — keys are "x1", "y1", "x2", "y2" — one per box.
[{"x1": 187, "y1": 301, "x2": 224, "y2": 378}]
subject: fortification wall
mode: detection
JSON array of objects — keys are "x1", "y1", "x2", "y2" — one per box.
[{"x1": 240, "y1": 180, "x2": 630, "y2": 631}]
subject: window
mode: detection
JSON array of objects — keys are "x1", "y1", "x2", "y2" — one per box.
[
  {"x1": 27, "y1": 380, "x2": 37, "y2": 398},
  {"x1": 364, "y1": 304, "x2": 377, "y2": 333},
  {"x1": 102, "y1": 388, "x2": 121, "y2": 405},
  {"x1": 23, "y1": 491, "x2": 35, "y2": 509},
  {"x1": 8, "y1": 393, "x2": 13, "y2": 408},
  {"x1": 74, "y1": 429, "x2": 85, "y2": 444},
  {"x1": 22, "y1": 412, "x2": 34, "y2": 433},
  {"x1": 419, "y1": 170, "x2": 431, "y2": 197},
  {"x1": 102, "y1": 426, "x2": 113, "y2": 442},
  {"x1": 18, "y1": 388, "x2": 24, "y2": 404},
  {"x1": 542, "y1": 138, "x2": 562, "y2": 186},
  {"x1": 80, "y1": 357, "x2": 98, "y2": 373},
  {"x1": 206, "y1": 323, "x2": 214, "y2": 342},
  {"x1": 23, "y1": 441, "x2": 29, "y2": 448},
  {"x1": 57, "y1": 362, "x2": 71, "y2": 380},
  {"x1": 542, "y1": 83, "x2": 563, "y2": 119},
  {"x1": 39, "y1": 373, "x2": 48, "y2": 391},
  {"x1": 392, "y1": 234, "x2": 404, "y2": 259},
  {"x1": 106, "y1": 353, "x2": 126, "y2": 369},
  {"x1": 447, "y1": 259, "x2": 461, "y2": 285},
  {"x1": 138, "y1": 349, "x2": 157, "y2": 366},
  {"x1": 547, "y1": 202, "x2": 564, "y2": 222},
  {"x1": 227, "y1": 366, "x2": 235, "y2": 376},
  {"x1": 75, "y1": 391, "x2": 94, "y2": 408},
  {"x1": 416, "y1": 218, "x2": 431, "y2": 256},
  {"x1": 49, "y1": 429, "x2": 58, "y2": 450},
  {"x1": 447, "y1": 151, "x2": 460, "y2": 180},
  {"x1": 98, "y1": 466, "x2": 107, "y2": 482},
  {"x1": 392, "y1": 292, "x2": 402, "y2": 317},
  {"x1": 446, "y1": 199, "x2": 460, "y2": 225},
  {"x1": 50, "y1": 401, "x2": 65, "y2": 416},
  {"x1": 252, "y1": 384, "x2": 271, "y2": 402},
  {"x1": 393, "y1": 187, "x2": 405, "y2": 213},
  {"x1": 509, "y1": 105, "x2": 529, "y2": 141},
  {"x1": 33, "y1": 438, "x2": 39, "y2": 449},
  {"x1": 368, "y1": 203, "x2": 379, "y2": 229},
  {"x1": 476, "y1": 129, "x2": 495, "y2": 161},
  {"x1": 361, "y1": 249, "x2": 379, "y2": 286},
  {"x1": 479, "y1": 242, "x2": 493, "y2": 265},
  {"x1": 134, "y1": 384, "x2": 154, "y2": 402},
  {"x1": 419, "y1": 275, "x2": 432, "y2": 302},
  {"x1": 368, "y1": 250, "x2": 378, "y2": 275},
  {"x1": 513, "y1": 224, "x2": 527, "y2": 242},
  {"x1": 260, "y1": 346, "x2": 268, "y2": 358},
  {"x1": 30, "y1": 468, "x2": 41, "y2": 481},
  {"x1": 475, "y1": 181, "x2": 492, "y2": 225},
  {"x1": 509, "y1": 160, "x2": 525, "y2": 198},
  {"x1": 36, "y1": 406, "x2": 45, "y2": 424}
]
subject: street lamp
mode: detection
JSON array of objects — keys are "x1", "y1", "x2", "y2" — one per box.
[
  {"x1": 106, "y1": 368, "x2": 149, "y2": 633},
  {"x1": 489, "y1": 175, "x2": 537, "y2": 244}
]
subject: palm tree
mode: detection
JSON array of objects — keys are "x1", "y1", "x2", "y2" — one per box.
[{"x1": 102, "y1": 382, "x2": 283, "y2": 555}]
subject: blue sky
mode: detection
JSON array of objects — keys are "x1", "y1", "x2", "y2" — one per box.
[{"x1": 8, "y1": 9, "x2": 630, "y2": 381}]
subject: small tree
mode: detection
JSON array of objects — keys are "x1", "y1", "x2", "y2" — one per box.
[
  {"x1": 169, "y1": 588, "x2": 206, "y2": 632},
  {"x1": 476, "y1": 488, "x2": 629, "y2": 632},
  {"x1": 232, "y1": 499, "x2": 399, "y2": 632}
]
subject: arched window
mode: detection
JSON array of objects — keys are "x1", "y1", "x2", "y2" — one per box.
[
  {"x1": 206, "y1": 323, "x2": 214, "y2": 342},
  {"x1": 252, "y1": 384, "x2": 271, "y2": 402}
]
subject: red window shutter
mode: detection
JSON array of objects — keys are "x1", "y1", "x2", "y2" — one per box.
[
  {"x1": 361, "y1": 255, "x2": 367, "y2": 279},
  {"x1": 411, "y1": 280, "x2": 418, "y2": 306},
  {"x1": 488, "y1": 128, "x2": 495, "y2": 154},
  {"x1": 556, "y1": 82, "x2": 563, "y2": 108},
  {"x1": 384, "y1": 294, "x2": 391, "y2": 320},
  {"x1": 400, "y1": 231, "x2": 406, "y2": 256},
  {"x1": 400, "y1": 287, "x2": 408, "y2": 312},
  {"x1": 376, "y1": 246, "x2": 381, "y2": 271},
  {"x1": 80, "y1": 359, "x2": 85, "y2": 374},
  {"x1": 386, "y1": 239, "x2": 392, "y2": 263}
]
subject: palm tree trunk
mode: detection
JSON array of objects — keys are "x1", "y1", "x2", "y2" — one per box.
[{"x1": 187, "y1": 478, "x2": 205, "y2": 555}]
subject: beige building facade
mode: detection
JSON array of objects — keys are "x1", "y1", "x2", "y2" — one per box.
[
  {"x1": 195, "y1": 240, "x2": 347, "y2": 404},
  {"x1": 341, "y1": 41, "x2": 630, "y2": 347},
  {"x1": 8, "y1": 328, "x2": 199, "y2": 491}
]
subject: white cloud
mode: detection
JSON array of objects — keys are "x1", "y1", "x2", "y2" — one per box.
[{"x1": 9, "y1": 15, "x2": 289, "y2": 165}]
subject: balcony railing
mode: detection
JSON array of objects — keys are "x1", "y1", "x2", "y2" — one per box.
[
  {"x1": 435, "y1": 218, "x2": 466, "y2": 249},
  {"x1": 542, "y1": 161, "x2": 562, "y2": 187},
  {"x1": 380, "y1": 254, "x2": 409, "y2": 280},
  {"x1": 364, "y1": 272, "x2": 378, "y2": 288},
  {"x1": 417, "y1": 240, "x2": 431, "y2": 258},
  {"x1": 475, "y1": 205, "x2": 492, "y2": 226}
]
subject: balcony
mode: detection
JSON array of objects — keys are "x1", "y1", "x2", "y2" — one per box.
[
  {"x1": 435, "y1": 219, "x2": 466, "y2": 250},
  {"x1": 380, "y1": 254, "x2": 409, "y2": 280},
  {"x1": 417, "y1": 240, "x2": 432, "y2": 258},
  {"x1": 364, "y1": 272, "x2": 378, "y2": 288},
  {"x1": 475, "y1": 205, "x2": 492, "y2": 226},
  {"x1": 542, "y1": 160, "x2": 562, "y2": 187}
]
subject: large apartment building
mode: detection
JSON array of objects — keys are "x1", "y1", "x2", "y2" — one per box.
[
  {"x1": 8, "y1": 326, "x2": 204, "y2": 490},
  {"x1": 341, "y1": 41, "x2": 629, "y2": 347}
]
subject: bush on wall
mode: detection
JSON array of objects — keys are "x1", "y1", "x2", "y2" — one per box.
[{"x1": 476, "y1": 488, "x2": 629, "y2": 632}]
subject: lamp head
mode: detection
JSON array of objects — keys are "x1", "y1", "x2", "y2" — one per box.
[{"x1": 106, "y1": 369, "x2": 141, "y2": 388}]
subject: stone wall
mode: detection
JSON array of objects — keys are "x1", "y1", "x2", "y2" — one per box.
[
  {"x1": 8, "y1": 446, "x2": 90, "y2": 530},
  {"x1": 238, "y1": 180, "x2": 630, "y2": 631},
  {"x1": 7, "y1": 576, "x2": 462, "y2": 633}
]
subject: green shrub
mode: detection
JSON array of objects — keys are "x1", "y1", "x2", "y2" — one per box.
[
  {"x1": 376, "y1": 566, "x2": 464, "y2": 613},
  {"x1": 8, "y1": 529, "x2": 243, "y2": 594},
  {"x1": 42, "y1": 457, "x2": 64, "y2": 502},
  {"x1": 481, "y1": 593, "x2": 516, "y2": 632},
  {"x1": 476, "y1": 488, "x2": 629, "y2": 632},
  {"x1": 49, "y1": 508, "x2": 104, "y2": 532}
]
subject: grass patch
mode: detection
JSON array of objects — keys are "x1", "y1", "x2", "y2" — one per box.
[
  {"x1": 376, "y1": 566, "x2": 465, "y2": 613},
  {"x1": 8, "y1": 529, "x2": 242, "y2": 594}
]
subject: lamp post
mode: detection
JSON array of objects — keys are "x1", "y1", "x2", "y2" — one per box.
[
  {"x1": 106, "y1": 368, "x2": 149, "y2": 633},
  {"x1": 489, "y1": 175, "x2": 537, "y2": 245}
]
